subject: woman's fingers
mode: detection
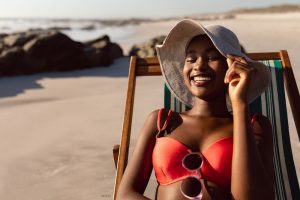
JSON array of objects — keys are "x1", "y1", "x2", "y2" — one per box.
[
  {"x1": 225, "y1": 58, "x2": 234, "y2": 83},
  {"x1": 227, "y1": 54, "x2": 248, "y2": 64},
  {"x1": 226, "y1": 63, "x2": 240, "y2": 83},
  {"x1": 225, "y1": 55, "x2": 257, "y2": 102},
  {"x1": 225, "y1": 60, "x2": 246, "y2": 83},
  {"x1": 225, "y1": 55, "x2": 245, "y2": 83},
  {"x1": 225, "y1": 60, "x2": 254, "y2": 83}
]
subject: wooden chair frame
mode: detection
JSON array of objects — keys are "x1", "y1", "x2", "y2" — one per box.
[{"x1": 112, "y1": 50, "x2": 300, "y2": 199}]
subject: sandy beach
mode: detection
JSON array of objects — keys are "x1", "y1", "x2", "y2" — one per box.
[{"x1": 0, "y1": 13, "x2": 299, "y2": 199}]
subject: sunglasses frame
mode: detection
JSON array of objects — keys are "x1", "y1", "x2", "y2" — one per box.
[{"x1": 180, "y1": 152, "x2": 204, "y2": 199}]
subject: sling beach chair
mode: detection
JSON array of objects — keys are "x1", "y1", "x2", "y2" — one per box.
[{"x1": 113, "y1": 50, "x2": 300, "y2": 200}]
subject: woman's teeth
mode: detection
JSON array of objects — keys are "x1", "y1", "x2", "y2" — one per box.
[{"x1": 193, "y1": 76, "x2": 212, "y2": 82}]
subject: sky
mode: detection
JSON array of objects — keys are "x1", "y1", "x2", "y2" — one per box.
[{"x1": 0, "y1": 0, "x2": 299, "y2": 19}]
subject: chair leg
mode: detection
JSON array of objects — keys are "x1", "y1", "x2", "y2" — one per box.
[{"x1": 113, "y1": 144, "x2": 120, "y2": 169}]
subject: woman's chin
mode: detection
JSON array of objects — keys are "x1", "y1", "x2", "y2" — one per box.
[
  {"x1": 190, "y1": 90, "x2": 212, "y2": 100},
  {"x1": 189, "y1": 83, "x2": 213, "y2": 97}
]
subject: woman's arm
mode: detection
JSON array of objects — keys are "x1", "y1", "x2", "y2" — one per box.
[
  {"x1": 252, "y1": 114, "x2": 274, "y2": 185},
  {"x1": 116, "y1": 110, "x2": 159, "y2": 200},
  {"x1": 231, "y1": 104, "x2": 274, "y2": 200},
  {"x1": 225, "y1": 55, "x2": 274, "y2": 199}
]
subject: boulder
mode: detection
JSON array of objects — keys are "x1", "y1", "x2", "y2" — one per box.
[
  {"x1": 129, "y1": 35, "x2": 166, "y2": 57},
  {"x1": 0, "y1": 47, "x2": 26, "y2": 76},
  {"x1": 84, "y1": 35, "x2": 123, "y2": 66},
  {"x1": 0, "y1": 31, "x2": 124, "y2": 76},
  {"x1": 23, "y1": 31, "x2": 88, "y2": 72},
  {"x1": 3, "y1": 32, "x2": 37, "y2": 47}
]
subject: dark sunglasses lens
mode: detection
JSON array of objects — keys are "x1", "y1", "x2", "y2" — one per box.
[
  {"x1": 183, "y1": 153, "x2": 202, "y2": 170},
  {"x1": 181, "y1": 176, "x2": 202, "y2": 198}
]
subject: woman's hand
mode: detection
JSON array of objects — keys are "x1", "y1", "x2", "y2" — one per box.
[{"x1": 224, "y1": 54, "x2": 256, "y2": 105}]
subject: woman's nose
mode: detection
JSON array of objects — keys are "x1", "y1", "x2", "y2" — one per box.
[{"x1": 193, "y1": 57, "x2": 207, "y2": 70}]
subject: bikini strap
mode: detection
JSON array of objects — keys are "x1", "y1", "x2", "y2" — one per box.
[
  {"x1": 157, "y1": 108, "x2": 173, "y2": 137},
  {"x1": 251, "y1": 113, "x2": 259, "y2": 125}
]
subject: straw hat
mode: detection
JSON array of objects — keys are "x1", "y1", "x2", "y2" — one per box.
[{"x1": 156, "y1": 19, "x2": 271, "y2": 108}]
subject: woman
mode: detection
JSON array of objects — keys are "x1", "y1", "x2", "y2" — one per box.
[{"x1": 116, "y1": 19, "x2": 274, "y2": 200}]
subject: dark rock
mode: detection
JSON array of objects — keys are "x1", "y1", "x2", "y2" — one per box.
[
  {"x1": 23, "y1": 31, "x2": 88, "y2": 72},
  {"x1": 0, "y1": 30, "x2": 124, "y2": 76},
  {"x1": 84, "y1": 35, "x2": 123, "y2": 66},
  {"x1": 108, "y1": 43, "x2": 123, "y2": 60},
  {"x1": 85, "y1": 35, "x2": 110, "y2": 46},
  {"x1": 3, "y1": 34, "x2": 21, "y2": 47},
  {"x1": 129, "y1": 35, "x2": 166, "y2": 57},
  {"x1": 0, "y1": 47, "x2": 26, "y2": 76},
  {"x1": 84, "y1": 47, "x2": 112, "y2": 66},
  {"x1": 1, "y1": 31, "x2": 40, "y2": 49}
]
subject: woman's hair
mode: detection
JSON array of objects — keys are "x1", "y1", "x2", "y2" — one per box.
[
  {"x1": 185, "y1": 34, "x2": 209, "y2": 56},
  {"x1": 185, "y1": 34, "x2": 247, "y2": 56}
]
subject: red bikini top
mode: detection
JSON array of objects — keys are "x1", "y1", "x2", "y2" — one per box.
[{"x1": 152, "y1": 109, "x2": 233, "y2": 188}]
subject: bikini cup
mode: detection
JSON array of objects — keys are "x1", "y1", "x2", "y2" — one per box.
[
  {"x1": 153, "y1": 134, "x2": 233, "y2": 187},
  {"x1": 152, "y1": 108, "x2": 233, "y2": 187},
  {"x1": 152, "y1": 109, "x2": 258, "y2": 187}
]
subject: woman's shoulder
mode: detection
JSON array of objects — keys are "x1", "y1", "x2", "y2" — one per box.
[
  {"x1": 141, "y1": 109, "x2": 170, "y2": 137},
  {"x1": 142, "y1": 109, "x2": 160, "y2": 133},
  {"x1": 146, "y1": 108, "x2": 180, "y2": 121},
  {"x1": 144, "y1": 108, "x2": 181, "y2": 134}
]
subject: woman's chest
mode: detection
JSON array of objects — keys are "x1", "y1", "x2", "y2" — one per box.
[{"x1": 167, "y1": 117, "x2": 233, "y2": 152}]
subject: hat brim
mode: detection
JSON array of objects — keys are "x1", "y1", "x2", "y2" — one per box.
[{"x1": 156, "y1": 19, "x2": 270, "y2": 108}]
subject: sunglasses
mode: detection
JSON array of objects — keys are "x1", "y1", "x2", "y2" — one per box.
[{"x1": 180, "y1": 152, "x2": 204, "y2": 199}]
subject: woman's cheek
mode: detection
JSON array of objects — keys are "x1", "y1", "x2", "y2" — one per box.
[
  {"x1": 183, "y1": 76, "x2": 191, "y2": 89},
  {"x1": 182, "y1": 68, "x2": 191, "y2": 86}
]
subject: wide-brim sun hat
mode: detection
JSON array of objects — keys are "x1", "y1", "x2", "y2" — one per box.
[{"x1": 156, "y1": 19, "x2": 271, "y2": 109}]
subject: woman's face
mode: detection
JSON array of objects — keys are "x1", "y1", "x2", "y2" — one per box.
[{"x1": 183, "y1": 35, "x2": 228, "y2": 101}]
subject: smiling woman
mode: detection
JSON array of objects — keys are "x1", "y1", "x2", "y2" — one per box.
[{"x1": 116, "y1": 19, "x2": 274, "y2": 200}]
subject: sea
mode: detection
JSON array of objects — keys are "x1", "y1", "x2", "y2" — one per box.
[{"x1": 0, "y1": 18, "x2": 141, "y2": 54}]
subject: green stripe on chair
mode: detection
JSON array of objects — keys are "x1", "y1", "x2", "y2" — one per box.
[
  {"x1": 163, "y1": 59, "x2": 300, "y2": 200},
  {"x1": 272, "y1": 59, "x2": 299, "y2": 200},
  {"x1": 263, "y1": 59, "x2": 287, "y2": 199},
  {"x1": 164, "y1": 84, "x2": 171, "y2": 110}
]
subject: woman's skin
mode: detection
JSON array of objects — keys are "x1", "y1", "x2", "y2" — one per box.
[{"x1": 116, "y1": 35, "x2": 274, "y2": 200}]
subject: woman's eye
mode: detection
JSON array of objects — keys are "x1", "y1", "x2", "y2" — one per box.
[
  {"x1": 186, "y1": 58, "x2": 196, "y2": 63},
  {"x1": 207, "y1": 56, "x2": 222, "y2": 62}
]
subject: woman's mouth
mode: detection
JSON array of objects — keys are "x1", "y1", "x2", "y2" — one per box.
[{"x1": 190, "y1": 74, "x2": 213, "y2": 87}]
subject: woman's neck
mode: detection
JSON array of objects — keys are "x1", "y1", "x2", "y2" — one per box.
[{"x1": 188, "y1": 96, "x2": 231, "y2": 118}]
